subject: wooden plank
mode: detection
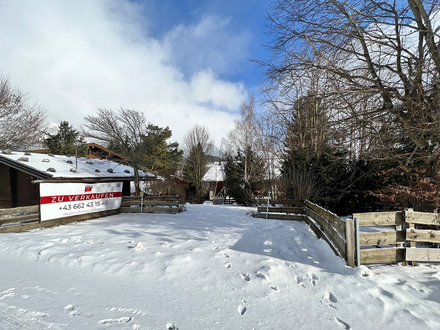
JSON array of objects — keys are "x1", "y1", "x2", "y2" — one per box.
[
  {"x1": 305, "y1": 200, "x2": 346, "y2": 235},
  {"x1": 406, "y1": 248, "x2": 440, "y2": 262},
  {"x1": 143, "y1": 201, "x2": 179, "y2": 207},
  {"x1": 408, "y1": 223, "x2": 417, "y2": 266},
  {"x1": 304, "y1": 207, "x2": 346, "y2": 257},
  {"x1": 345, "y1": 219, "x2": 356, "y2": 267},
  {"x1": 253, "y1": 213, "x2": 306, "y2": 221},
  {"x1": 121, "y1": 207, "x2": 179, "y2": 213},
  {"x1": 406, "y1": 228, "x2": 440, "y2": 243},
  {"x1": 353, "y1": 211, "x2": 403, "y2": 226},
  {"x1": 270, "y1": 199, "x2": 304, "y2": 207},
  {"x1": 122, "y1": 196, "x2": 178, "y2": 202},
  {"x1": 121, "y1": 201, "x2": 179, "y2": 207},
  {"x1": 0, "y1": 209, "x2": 120, "y2": 233},
  {"x1": 360, "y1": 248, "x2": 405, "y2": 264},
  {"x1": 0, "y1": 214, "x2": 40, "y2": 226},
  {"x1": 359, "y1": 231, "x2": 405, "y2": 246},
  {"x1": 0, "y1": 205, "x2": 39, "y2": 217},
  {"x1": 405, "y1": 211, "x2": 440, "y2": 225},
  {"x1": 257, "y1": 207, "x2": 304, "y2": 214}
]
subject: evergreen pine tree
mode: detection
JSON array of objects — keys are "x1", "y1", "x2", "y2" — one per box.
[{"x1": 45, "y1": 121, "x2": 88, "y2": 156}]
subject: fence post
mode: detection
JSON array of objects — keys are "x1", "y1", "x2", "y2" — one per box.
[
  {"x1": 140, "y1": 192, "x2": 144, "y2": 214},
  {"x1": 355, "y1": 217, "x2": 361, "y2": 267},
  {"x1": 345, "y1": 218, "x2": 356, "y2": 267},
  {"x1": 266, "y1": 191, "x2": 271, "y2": 220}
]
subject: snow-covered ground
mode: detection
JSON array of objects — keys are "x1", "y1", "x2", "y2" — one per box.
[{"x1": 1, "y1": 204, "x2": 440, "y2": 329}]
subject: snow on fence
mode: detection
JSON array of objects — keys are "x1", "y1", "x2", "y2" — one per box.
[{"x1": 120, "y1": 195, "x2": 181, "y2": 214}]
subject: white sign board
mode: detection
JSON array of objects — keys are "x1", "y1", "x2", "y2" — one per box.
[{"x1": 40, "y1": 182, "x2": 123, "y2": 221}]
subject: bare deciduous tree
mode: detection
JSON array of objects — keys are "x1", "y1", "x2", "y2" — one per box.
[
  {"x1": 0, "y1": 75, "x2": 46, "y2": 150},
  {"x1": 183, "y1": 124, "x2": 214, "y2": 202},
  {"x1": 82, "y1": 108, "x2": 151, "y2": 195},
  {"x1": 263, "y1": 0, "x2": 440, "y2": 171}
]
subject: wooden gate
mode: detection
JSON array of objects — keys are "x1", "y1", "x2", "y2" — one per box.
[{"x1": 353, "y1": 210, "x2": 440, "y2": 265}]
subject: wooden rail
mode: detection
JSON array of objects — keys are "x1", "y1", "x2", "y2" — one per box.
[
  {"x1": 353, "y1": 211, "x2": 405, "y2": 265},
  {"x1": 120, "y1": 196, "x2": 180, "y2": 214},
  {"x1": 405, "y1": 211, "x2": 440, "y2": 263},
  {"x1": 255, "y1": 199, "x2": 350, "y2": 265},
  {"x1": 0, "y1": 205, "x2": 40, "y2": 227}
]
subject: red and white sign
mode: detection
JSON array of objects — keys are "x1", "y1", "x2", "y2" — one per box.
[{"x1": 40, "y1": 182, "x2": 123, "y2": 221}]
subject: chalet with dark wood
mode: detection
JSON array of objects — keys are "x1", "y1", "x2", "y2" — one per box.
[{"x1": 0, "y1": 150, "x2": 155, "y2": 209}]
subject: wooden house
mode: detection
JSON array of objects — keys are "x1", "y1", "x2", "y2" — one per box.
[{"x1": 0, "y1": 150, "x2": 155, "y2": 209}]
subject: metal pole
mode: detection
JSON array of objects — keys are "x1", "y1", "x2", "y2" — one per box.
[
  {"x1": 266, "y1": 191, "x2": 271, "y2": 220},
  {"x1": 355, "y1": 217, "x2": 361, "y2": 267}
]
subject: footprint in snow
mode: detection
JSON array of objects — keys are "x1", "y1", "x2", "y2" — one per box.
[
  {"x1": 324, "y1": 291, "x2": 338, "y2": 303},
  {"x1": 271, "y1": 286, "x2": 280, "y2": 292},
  {"x1": 307, "y1": 272, "x2": 319, "y2": 286},
  {"x1": 221, "y1": 251, "x2": 230, "y2": 258},
  {"x1": 98, "y1": 317, "x2": 132, "y2": 325},
  {"x1": 238, "y1": 305, "x2": 247, "y2": 316},
  {"x1": 240, "y1": 272, "x2": 251, "y2": 281},
  {"x1": 0, "y1": 288, "x2": 16, "y2": 299},
  {"x1": 332, "y1": 317, "x2": 351, "y2": 329},
  {"x1": 294, "y1": 275, "x2": 306, "y2": 288},
  {"x1": 225, "y1": 262, "x2": 231, "y2": 268},
  {"x1": 166, "y1": 323, "x2": 179, "y2": 330}
]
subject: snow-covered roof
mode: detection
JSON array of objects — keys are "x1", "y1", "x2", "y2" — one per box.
[
  {"x1": 202, "y1": 162, "x2": 225, "y2": 182},
  {"x1": 0, "y1": 150, "x2": 155, "y2": 181}
]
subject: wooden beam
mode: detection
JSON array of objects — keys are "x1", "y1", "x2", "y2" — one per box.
[
  {"x1": 345, "y1": 218, "x2": 356, "y2": 267},
  {"x1": 406, "y1": 228, "x2": 440, "y2": 244},
  {"x1": 0, "y1": 205, "x2": 39, "y2": 216},
  {"x1": 359, "y1": 231, "x2": 405, "y2": 246},
  {"x1": 406, "y1": 248, "x2": 440, "y2": 262},
  {"x1": 270, "y1": 199, "x2": 304, "y2": 207},
  {"x1": 121, "y1": 207, "x2": 179, "y2": 214},
  {"x1": 305, "y1": 201, "x2": 346, "y2": 235},
  {"x1": 0, "y1": 209, "x2": 119, "y2": 233},
  {"x1": 0, "y1": 214, "x2": 40, "y2": 226},
  {"x1": 256, "y1": 207, "x2": 304, "y2": 214},
  {"x1": 360, "y1": 248, "x2": 405, "y2": 264},
  {"x1": 405, "y1": 211, "x2": 440, "y2": 225},
  {"x1": 353, "y1": 211, "x2": 403, "y2": 226},
  {"x1": 253, "y1": 213, "x2": 306, "y2": 221},
  {"x1": 304, "y1": 207, "x2": 346, "y2": 257}
]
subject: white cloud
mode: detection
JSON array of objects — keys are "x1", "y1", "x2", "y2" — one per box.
[
  {"x1": 0, "y1": 0, "x2": 247, "y2": 146},
  {"x1": 164, "y1": 15, "x2": 252, "y2": 77}
]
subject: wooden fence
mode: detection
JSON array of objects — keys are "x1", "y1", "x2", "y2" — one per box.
[
  {"x1": 403, "y1": 211, "x2": 440, "y2": 263},
  {"x1": 254, "y1": 201, "x2": 440, "y2": 266},
  {"x1": 353, "y1": 210, "x2": 440, "y2": 265},
  {"x1": 0, "y1": 205, "x2": 40, "y2": 229},
  {"x1": 255, "y1": 199, "x2": 355, "y2": 266},
  {"x1": 1, "y1": 195, "x2": 182, "y2": 233},
  {"x1": 353, "y1": 211, "x2": 405, "y2": 265},
  {"x1": 0, "y1": 205, "x2": 119, "y2": 233},
  {"x1": 120, "y1": 195, "x2": 181, "y2": 214}
]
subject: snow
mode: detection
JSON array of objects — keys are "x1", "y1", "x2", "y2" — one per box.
[
  {"x1": 1, "y1": 204, "x2": 440, "y2": 329},
  {"x1": 201, "y1": 162, "x2": 225, "y2": 182},
  {"x1": 0, "y1": 151, "x2": 155, "y2": 179}
]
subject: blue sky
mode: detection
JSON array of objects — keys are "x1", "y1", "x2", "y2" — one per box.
[{"x1": 0, "y1": 0, "x2": 273, "y2": 146}]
